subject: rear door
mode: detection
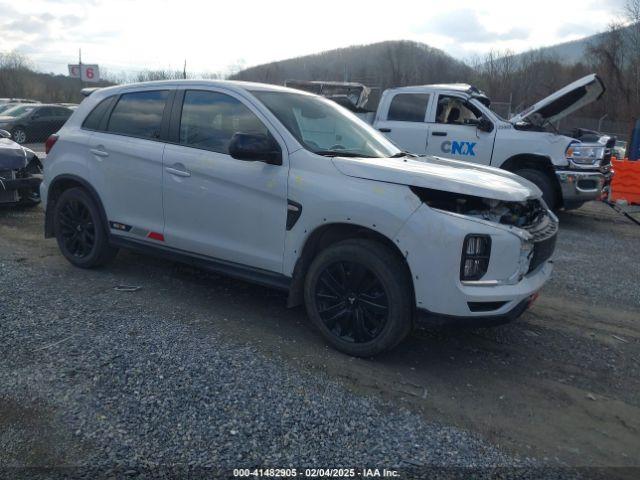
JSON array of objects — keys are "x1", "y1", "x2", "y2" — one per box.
[
  {"x1": 87, "y1": 90, "x2": 171, "y2": 240},
  {"x1": 374, "y1": 92, "x2": 431, "y2": 154},
  {"x1": 424, "y1": 94, "x2": 496, "y2": 165},
  {"x1": 162, "y1": 88, "x2": 288, "y2": 273}
]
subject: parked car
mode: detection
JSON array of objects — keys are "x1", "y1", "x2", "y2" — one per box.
[
  {"x1": 0, "y1": 129, "x2": 43, "y2": 206},
  {"x1": 41, "y1": 81, "x2": 557, "y2": 356},
  {"x1": 0, "y1": 104, "x2": 73, "y2": 144},
  {"x1": 290, "y1": 75, "x2": 611, "y2": 211}
]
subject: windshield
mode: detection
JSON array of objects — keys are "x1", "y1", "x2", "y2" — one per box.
[
  {"x1": 0, "y1": 104, "x2": 18, "y2": 114},
  {"x1": 2, "y1": 105, "x2": 35, "y2": 118},
  {"x1": 251, "y1": 90, "x2": 400, "y2": 158}
]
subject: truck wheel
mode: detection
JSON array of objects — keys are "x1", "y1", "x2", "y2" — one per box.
[
  {"x1": 54, "y1": 187, "x2": 118, "y2": 268},
  {"x1": 304, "y1": 239, "x2": 413, "y2": 357},
  {"x1": 515, "y1": 168, "x2": 558, "y2": 210}
]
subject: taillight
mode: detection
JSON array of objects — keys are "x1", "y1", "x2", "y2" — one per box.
[
  {"x1": 45, "y1": 134, "x2": 59, "y2": 154},
  {"x1": 460, "y1": 234, "x2": 491, "y2": 281}
]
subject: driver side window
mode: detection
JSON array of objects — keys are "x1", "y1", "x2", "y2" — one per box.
[
  {"x1": 435, "y1": 95, "x2": 482, "y2": 125},
  {"x1": 179, "y1": 90, "x2": 269, "y2": 154}
]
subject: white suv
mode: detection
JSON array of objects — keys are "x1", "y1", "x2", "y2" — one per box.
[{"x1": 41, "y1": 80, "x2": 557, "y2": 356}]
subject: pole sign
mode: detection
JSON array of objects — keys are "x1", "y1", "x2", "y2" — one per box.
[{"x1": 68, "y1": 64, "x2": 100, "y2": 83}]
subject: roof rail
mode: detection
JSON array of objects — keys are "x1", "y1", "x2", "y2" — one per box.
[{"x1": 81, "y1": 87, "x2": 101, "y2": 97}]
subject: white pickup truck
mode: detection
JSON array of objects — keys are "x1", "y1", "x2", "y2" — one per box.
[{"x1": 288, "y1": 75, "x2": 612, "y2": 210}]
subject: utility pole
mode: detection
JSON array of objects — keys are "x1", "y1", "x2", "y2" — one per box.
[
  {"x1": 183, "y1": 59, "x2": 187, "y2": 79},
  {"x1": 79, "y1": 48, "x2": 83, "y2": 93}
]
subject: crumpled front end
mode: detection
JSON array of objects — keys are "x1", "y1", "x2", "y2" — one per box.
[
  {"x1": 0, "y1": 139, "x2": 43, "y2": 205},
  {"x1": 396, "y1": 188, "x2": 557, "y2": 324}
]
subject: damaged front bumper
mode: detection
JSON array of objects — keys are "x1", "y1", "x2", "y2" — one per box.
[
  {"x1": 0, "y1": 138, "x2": 43, "y2": 205},
  {"x1": 0, "y1": 171, "x2": 43, "y2": 204},
  {"x1": 555, "y1": 166, "x2": 612, "y2": 208}
]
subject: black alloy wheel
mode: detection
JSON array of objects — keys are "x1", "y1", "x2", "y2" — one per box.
[
  {"x1": 58, "y1": 199, "x2": 96, "y2": 258},
  {"x1": 315, "y1": 261, "x2": 389, "y2": 343},
  {"x1": 304, "y1": 239, "x2": 413, "y2": 357},
  {"x1": 54, "y1": 187, "x2": 118, "y2": 268}
]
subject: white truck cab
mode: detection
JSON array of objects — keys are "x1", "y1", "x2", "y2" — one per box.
[
  {"x1": 372, "y1": 75, "x2": 611, "y2": 210},
  {"x1": 41, "y1": 80, "x2": 557, "y2": 356}
]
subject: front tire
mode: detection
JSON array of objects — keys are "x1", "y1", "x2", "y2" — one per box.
[
  {"x1": 12, "y1": 127, "x2": 27, "y2": 144},
  {"x1": 54, "y1": 187, "x2": 117, "y2": 268},
  {"x1": 304, "y1": 239, "x2": 413, "y2": 357},
  {"x1": 515, "y1": 168, "x2": 559, "y2": 210}
]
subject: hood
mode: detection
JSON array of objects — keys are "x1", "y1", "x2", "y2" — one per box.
[
  {"x1": 510, "y1": 74, "x2": 605, "y2": 126},
  {"x1": 0, "y1": 138, "x2": 29, "y2": 170},
  {"x1": 331, "y1": 155, "x2": 542, "y2": 202}
]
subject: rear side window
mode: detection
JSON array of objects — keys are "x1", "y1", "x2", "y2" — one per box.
[
  {"x1": 179, "y1": 90, "x2": 268, "y2": 154},
  {"x1": 387, "y1": 93, "x2": 430, "y2": 122},
  {"x1": 83, "y1": 96, "x2": 117, "y2": 131},
  {"x1": 107, "y1": 90, "x2": 169, "y2": 139}
]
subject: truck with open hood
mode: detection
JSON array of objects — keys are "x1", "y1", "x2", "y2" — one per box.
[{"x1": 290, "y1": 75, "x2": 612, "y2": 211}]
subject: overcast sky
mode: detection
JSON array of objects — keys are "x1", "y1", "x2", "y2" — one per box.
[{"x1": 0, "y1": 0, "x2": 629, "y2": 77}]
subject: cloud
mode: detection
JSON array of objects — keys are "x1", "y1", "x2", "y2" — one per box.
[{"x1": 416, "y1": 9, "x2": 531, "y2": 43}]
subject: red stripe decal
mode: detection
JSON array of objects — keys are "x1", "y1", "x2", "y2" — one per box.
[{"x1": 147, "y1": 231, "x2": 165, "y2": 242}]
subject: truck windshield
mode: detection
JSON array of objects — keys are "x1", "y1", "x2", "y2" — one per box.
[{"x1": 251, "y1": 90, "x2": 400, "y2": 158}]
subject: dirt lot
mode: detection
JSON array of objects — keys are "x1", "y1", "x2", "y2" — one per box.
[{"x1": 1, "y1": 200, "x2": 639, "y2": 475}]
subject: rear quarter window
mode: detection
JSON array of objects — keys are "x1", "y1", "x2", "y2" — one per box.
[{"x1": 82, "y1": 96, "x2": 116, "y2": 131}]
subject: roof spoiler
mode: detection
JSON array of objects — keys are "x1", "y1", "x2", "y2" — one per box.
[{"x1": 81, "y1": 87, "x2": 101, "y2": 97}]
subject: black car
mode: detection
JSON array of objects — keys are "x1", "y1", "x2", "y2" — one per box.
[
  {"x1": 0, "y1": 130, "x2": 42, "y2": 206},
  {"x1": 0, "y1": 104, "x2": 72, "y2": 144}
]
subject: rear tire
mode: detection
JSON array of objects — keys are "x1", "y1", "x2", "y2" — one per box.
[
  {"x1": 515, "y1": 168, "x2": 558, "y2": 210},
  {"x1": 54, "y1": 187, "x2": 117, "y2": 268},
  {"x1": 304, "y1": 239, "x2": 413, "y2": 357}
]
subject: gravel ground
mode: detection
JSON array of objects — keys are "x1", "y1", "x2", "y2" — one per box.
[
  {"x1": 0, "y1": 244, "x2": 534, "y2": 476},
  {"x1": 1, "y1": 202, "x2": 638, "y2": 479}
]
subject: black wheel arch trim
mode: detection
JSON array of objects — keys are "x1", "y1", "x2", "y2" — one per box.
[{"x1": 45, "y1": 174, "x2": 110, "y2": 239}]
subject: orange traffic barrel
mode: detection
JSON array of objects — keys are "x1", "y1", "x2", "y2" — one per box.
[{"x1": 610, "y1": 158, "x2": 640, "y2": 205}]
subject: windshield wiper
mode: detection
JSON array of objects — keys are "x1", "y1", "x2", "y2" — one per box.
[
  {"x1": 314, "y1": 150, "x2": 374, "y2": 158},
  {"x1": 390, "y1": 151, "x2": 417, "y2": 158}
]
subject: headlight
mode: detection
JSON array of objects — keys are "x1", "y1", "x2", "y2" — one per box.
[{"x1": 566, "y1": 144, "x2": 605, "y2": 166}]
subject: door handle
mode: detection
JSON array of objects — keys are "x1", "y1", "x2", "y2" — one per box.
[
  {"x1": 165, "y1": 166, "x2": 191, "y2": 177},
  {"x1": 378, "y1": 128, "x2": 391, "y2": 133},
  {"x1": 90, "y1": 147, "x2": 109, "y2": 157},
  {"x1": 432, "y1": 131, "x2": 447, "y2": 137}
]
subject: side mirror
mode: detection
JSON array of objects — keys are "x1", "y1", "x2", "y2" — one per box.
[
  {"x1": 228, "y1": 132, "x2": 282, "y2": 165},
  {"x1": 0, "y1": 129, "x2": 10, "y2": 139},
  {"x1": 478, "y1": 117, "x2": 494, "y2": 133}
]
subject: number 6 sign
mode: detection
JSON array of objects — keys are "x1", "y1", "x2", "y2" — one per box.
[{"x1": 68, "y1": 64, "x2": 100, "y2": 83}]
